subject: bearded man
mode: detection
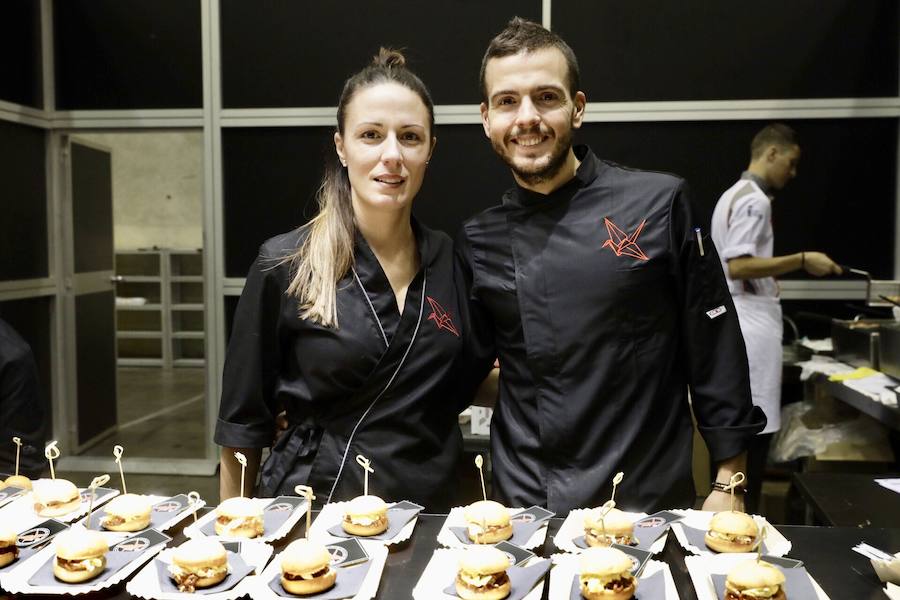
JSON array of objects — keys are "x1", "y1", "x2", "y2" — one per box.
[{"x1": 455, "y1": 17, "x2": 765, "y2": 513}]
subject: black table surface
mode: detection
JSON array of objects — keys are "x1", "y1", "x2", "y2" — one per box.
[
  {"x1": 3, "y1": 512, "x2": 899, "y2": 599},
  {"x1": 793, "y1": 471, "x2": 900, "y2": 528}
]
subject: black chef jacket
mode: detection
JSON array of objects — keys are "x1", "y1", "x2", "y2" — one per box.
[
  {"x1": 0, "y1": 318, "x2": 46, "y2": 477},
  {"x1": 215, "y1": 220, "x2": 465, "y2": 511},
  {"x1": 455, "y1": 146, "x2": 766, "y2": 513}
]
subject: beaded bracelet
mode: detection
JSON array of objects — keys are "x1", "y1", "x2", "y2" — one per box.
[{"x1": 711, "y1": 481, "x2": 746, "y2": 494}]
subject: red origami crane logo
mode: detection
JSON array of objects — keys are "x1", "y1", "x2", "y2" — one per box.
[
  {"x1": 602, "y1": 217, "x2": 649, "y2": 261},
  {"x1": 426, "y1": 296, "x2": 460, "y2": 337}
]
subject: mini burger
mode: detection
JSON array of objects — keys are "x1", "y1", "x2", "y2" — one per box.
[
  {"x1": 584, "y1": 508, "x2": 634, "y2": 548},
  {"x1": 341, "y1": 495, "x2": 388, "y2": 537},
  {"x1": 4, "y1": 474, "x2": 32, "y2": 490},
  {"x1": 214, "y1": 496, "x2": 263, "y2": 538},
  {"x1": 279, "y1": 538, "x2": 337, "y2": 595},
  {"x1": 33, "y1": 479, "x2": 81, "y2": 517},
  {"x1": 705, "y1": 511, "x2": 759, "y2": 553},
  {"x1": 464, "y1": 500, "x2": 512, "y2": 544},
  {"x1": 169, "y1": 538, "x2": 230, "y2": 592},
  {"x1": 455, "y1": 546, "x2": 511, "y2": 600},
  {"x1": 101, "y1": 493, "x2": 152, "y2": 532},
  {"x1": 0, "y1": 526, "x2": 18, "y2": 568},
  {"x1": 53, "y1": 528, "x2": 109, "y2": 583},
  {"x1": 579, "y1": 546, "x2": 637, "y2": 600},
  {"x1": 723, "y1": 559, "x2": 786, "y2": 600}
]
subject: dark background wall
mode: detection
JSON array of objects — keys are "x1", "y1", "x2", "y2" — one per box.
[{"x1": 0, "y1": 0, "x2": 42, "y2": 108}]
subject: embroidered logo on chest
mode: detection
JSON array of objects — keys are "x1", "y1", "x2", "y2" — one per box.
[
  {"x1": 602, "y1": 217, "x2": 649, "y2": 261},
  {"x1": 426, "y1": 296, "x2": 460, "y2": 337}
]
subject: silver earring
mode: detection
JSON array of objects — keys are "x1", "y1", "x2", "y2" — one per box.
[{"x1": 340, "y1": 160, "x2": 347, "y2": 167}]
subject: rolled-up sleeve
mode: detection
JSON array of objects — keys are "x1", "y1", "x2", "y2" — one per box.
[
  {"x1": 670, "y1": 183, "x2": 766, "y2": 461},
  {"x1": 718, "y1": 196, "x2": 769, "y2": 261},
  {"x1": 214, "y1": 251, "x2": 285, "y2": 448}
]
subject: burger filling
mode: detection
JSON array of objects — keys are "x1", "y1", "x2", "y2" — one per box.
[
  {"x1": 585, "y1": 529, "x2": 634, "y2": 546},
  {"x1": 102, "y1": 515, "x2": 129, "y2": 527},
  {"x1": 56, "y1": 556, "x2": 105, "y2": 572},
  {"x1": 724, "y1": 581, "x2": 782, "y2": 599},
  {"x1": 168, "y1": 563, "x2": 229, "y2": 593},
  {"x1": 344, "y1": 514, "x2": 387, "y2": 528},
  {"x1": 707, "y1": 530, "x2": 756, "y2": 546},
  {"x1": 456, "y1": 570, "x2": 510, "y2": 592},
  {"x1": 0, "y1": 545, "x2": 18, "y2": 558},
  {"x1": 216, "y1": 515, "x2": 264, "y2": 535},
  {"x1": 466, "y1": 522, "x2": 507, "y2": 539},
  {"x1": 34, "y1": 496, "x2": 79, "y2": 513},
  {"x1": 283, "y1": 566, "x2": 332, "y2": 581},
  {"x1": 580, "y1": 573, "x2": 634, "y2": 595}
]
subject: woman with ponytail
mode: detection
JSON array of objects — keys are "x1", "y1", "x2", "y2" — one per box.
[{"x1": 215, "y1": 49, "x2": 467, "y2": 510}]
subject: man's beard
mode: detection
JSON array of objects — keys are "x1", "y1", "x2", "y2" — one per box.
[{"x1": 492, "y1": 124, "x2": 574, "y2": 188}]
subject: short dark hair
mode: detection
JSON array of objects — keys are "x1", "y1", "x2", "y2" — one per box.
[
  {"x1": 750, "y1": 123, "x2": 799, "y2": 159},
  {"x1": 479, "y1": 17, "x2": 580, "y2": 102}
]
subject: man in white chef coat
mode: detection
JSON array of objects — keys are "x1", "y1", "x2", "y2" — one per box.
[{"x1": 711, "y1": 122, "x2": 841, "y2": 512}]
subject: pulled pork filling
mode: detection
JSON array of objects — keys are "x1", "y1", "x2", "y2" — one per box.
[
  {"x1": 466, "y1": 522, "x2": 507, "y2": 538},
  {"x1": 34, "y1": 497, "x2": 78, "y2": 512},
  {"x1": 708, "y1": 530, "x2": 756, "y2": 545},
  {"x1": 103, "y1": 515, "x2": 126, "y2": 527},
  {"x1": 456, "y1": 571, "x2": 510, "y2": 591},
  {"x1": 284, "y1": 566, "x2": 331, "y2": 581},
  {"x1": 0, "y1": 545, "x2": 18, "y2": 557},
  {"x1": 343, "y1": 514, "x2": 386, "y2": 527},
  {"x1": 56, "y1": 556, "x2": 104, "y2": 572},
  {"x1": 724, "y1": 582, "x2": 782, "y2": 599},
  {"x1": 581, "y1": 574, "x2": 634, "y2": 595},
  {"x1": 216, "y1": 515, "x2": 263, "y2": 535},
  {"x1": 168, "y1": 563, "x2": 229, "y2": 593},
  {"x1": 585, "y1": 529, "x2": 633, "y2": 545}
]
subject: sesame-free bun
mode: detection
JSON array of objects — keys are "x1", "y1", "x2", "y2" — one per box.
[
  {"x1": 171, "y1": 538, "x2": 229, "y2": 589},
  {"x1": 0, "y1": 525, "x2": 18, "y2": 568},
  {"x1": 584, "y1": 508, "x2": 634, "y2": 547},
  {"x1": 725, "y1": 559, "x2": 786, "y2": 600},
  {"x1": 705, "y1": 511, "x2": 759, "y2": 553},
  {"x1": 53, "y1": 528, "x2": 108, "y2": 583},
  {"x1": 4, "y1": 474, "x2": 32, "y2": 490},
  {"x1": 341, "y1": 495, "x2": 388, "y2": 536},
  {"x1": 456, "y1": 547, "x2": 511, "y2": 600},
  {"x1": 280, "y1": 539, "x2": 337, "y2": 595},
  {"x1": 464, "y1": 500, "x2": 513, "y2": 544},
  {"x1": 33, "y1": 479, "x2": 81, "y2": 517},
  {"x1": 214, "y1": 496, "x2": 263, "y2": 538},
  {"x1": 102, "y1": 493, "x2": 152, "y2": 532},
  {"x1": 578, "y1": 547, "x2": 636, "y2": 600}
]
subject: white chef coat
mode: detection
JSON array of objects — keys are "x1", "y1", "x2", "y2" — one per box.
[{"x1": 711, "y1": 174, "x2": 782, "y2": 433}]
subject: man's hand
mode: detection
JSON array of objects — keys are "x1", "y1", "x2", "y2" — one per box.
[
  {"x1": 702, "y1": 489, "x2": 745, "y2": 512},
  {"x1": 803, "y1": 252, "x2": 842, "y2": 277}
]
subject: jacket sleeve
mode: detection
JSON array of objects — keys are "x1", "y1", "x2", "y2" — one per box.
[
  {"x1": 214, "y1": 249, "x2": 285, "y2": 448},
  {"x1": 669, "y1": 182, "x2": 766, "y2": 461},
  {"x1": 453, "y1": 225, "x2": 498, "y2": 412},
  {"x1": 719, "y1": 195, "x2": 770, "y2": 261}
]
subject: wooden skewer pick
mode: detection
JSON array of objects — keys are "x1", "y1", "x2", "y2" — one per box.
[
  {"x1": 599, "y1": 499, "x2": 616, "y2": 539},
  {"x1": 85, "y1": 474, "x2": 110, "y2": 530},
  {"x1": 727, "y1": 472, "x2": 746, "y2": 513},
  {"x1": 234, "y1": 452, "x2": 247, "y2": 498},
  {"x1": 475, "y1": 455, "x2": 487, "y2": 502},
  {"x1": 112, "y1": 445, "x2": 127, "y2": 494},
  {"x1": 757, "y1": 524, "x2": 767, "y2": 562},
  {"x1": 44, "y1": 441, "x2": 60, "y2": 480},
  {"x1": 355, "y1": 455, "x2": 374, "y2": 497},
  {"x1": 12, "y1": 437, "x2": 22, "y2": 477},
  {"x1": 187, "y1": 491, "x2": 201, "y2": 522},
  {"x1": 610, "y1": 471, "x2": 624, "y2": 504},
  {"x1": 295, "y1": 485, "x2": 316, "y2": 539}
]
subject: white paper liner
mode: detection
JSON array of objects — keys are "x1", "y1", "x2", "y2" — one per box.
[
  {"x1": 126, "y1": 539, "x2": 273, "y2": 600},
  {"x1": 872, "y1": 556, "x2": 900, "y2": 584},
  {"x1": 669, "y1": 509, "x2": 791, "y2": 556},
  {"x1": 0, "y1": 482, "x2": 121, "y2": 529},
  {"x1": 307, "y1": 502, "x2": 417, "y2": 546},
  {"x1": 183, "y1": 497, "x2": 305, "y2": 544},
  {"x1": 2, "y1": 529, "x2": 167, "y2": 596},
  {"x1": 551, "y1": 509, "x2": 668, "y2": 555},
  {"x1": 435, "y1": 506, "x2": 548, "y2": 550},
  {"x1": 248, "y1": 539, "x2": 387, "y2": 600},
  {"x1": 684, "y1": 553, "x2": 830, "y2": 600},
  {"x1": 547, "y1": 552, "x2": 678, "y2": 599},
  {"x1": 411, "y1": 548, "x2": 545, "y2": 600}
]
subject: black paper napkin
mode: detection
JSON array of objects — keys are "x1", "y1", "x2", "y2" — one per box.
[{"x1": 267, "y1": 560, "x2": 373, "y2": 599}]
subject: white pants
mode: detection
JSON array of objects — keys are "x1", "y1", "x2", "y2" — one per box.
[{"x1": 732, "y1": 295, "x2": 783, "y2": 434}]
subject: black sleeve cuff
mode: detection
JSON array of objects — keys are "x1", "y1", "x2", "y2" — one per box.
[
  {"x1": 698, "y1": 405, "x2": 767, "y2": 462},
  {"x1": 214, "y1": 417, "x2": 273, "y2": 449}
]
